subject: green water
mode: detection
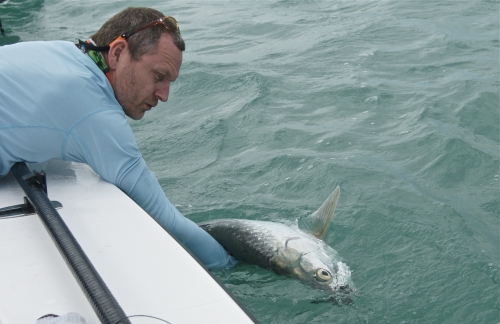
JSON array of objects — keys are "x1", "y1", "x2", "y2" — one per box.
[{"x1": 2, "y1": 0, "x2": 498, "y2": 323}]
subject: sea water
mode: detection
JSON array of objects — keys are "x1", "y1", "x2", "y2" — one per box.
[{"x1": 1, "y1": 0, "x2": 498, "y2": 323}]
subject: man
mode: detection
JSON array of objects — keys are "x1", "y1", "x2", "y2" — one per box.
[{"x1": 0, "y1": 7, "x2": 236, "y2": 270}]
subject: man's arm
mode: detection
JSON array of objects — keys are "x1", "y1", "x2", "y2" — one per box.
[{"x1": 125, "y1": 165, "x2": 237, "y2": 270}]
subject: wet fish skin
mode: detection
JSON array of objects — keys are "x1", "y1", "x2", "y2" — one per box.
[{"x1": 200, "y1": 219, "x2": 290, "y2": 271}]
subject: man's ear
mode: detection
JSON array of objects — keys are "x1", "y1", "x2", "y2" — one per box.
[{"x1": 107, "y1": 37, "x2": 128, "y2": 70}]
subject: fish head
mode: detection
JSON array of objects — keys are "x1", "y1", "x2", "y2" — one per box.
[
  {"x1": 297, "y1": 251, "x2": 352, "y2": 293},
  {"x1": 275, "y1": 236, "x2": 352, "y2": 293}
]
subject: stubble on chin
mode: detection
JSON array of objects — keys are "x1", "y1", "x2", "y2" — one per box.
[{"x1": 127, "y1": 108, "x2": 144, "y2": 120}]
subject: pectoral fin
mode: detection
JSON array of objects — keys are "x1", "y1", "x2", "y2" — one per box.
[{"x1": 298, "y1": 186, "x2": 340, "y2": 240}]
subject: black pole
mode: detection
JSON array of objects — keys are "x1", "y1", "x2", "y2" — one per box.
[{"x1": 11, "y1": 162, "x2": 130, "y2": 324}]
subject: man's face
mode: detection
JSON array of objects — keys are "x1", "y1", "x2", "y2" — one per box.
[{"x1": 113, "y1": 33, "x2": 182, "y2": 120}]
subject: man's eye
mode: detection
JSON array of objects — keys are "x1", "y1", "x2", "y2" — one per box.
[{"x1": 155, "y1": 73, "x2": 164, "y2": 82}]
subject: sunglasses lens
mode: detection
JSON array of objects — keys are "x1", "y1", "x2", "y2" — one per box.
[{"x1": 164, "y1": 16, "x2": 179, "y2": 33}]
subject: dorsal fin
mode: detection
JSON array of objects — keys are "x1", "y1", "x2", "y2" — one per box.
[{"x1": 298, "y1": 186, "x2": 340, "y2": 240}]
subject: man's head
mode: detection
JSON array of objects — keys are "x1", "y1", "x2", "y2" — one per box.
[{"x1": 92, "y1": 7, "x2": 184, "y2": 120}]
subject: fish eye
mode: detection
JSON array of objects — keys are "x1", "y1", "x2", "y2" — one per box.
[{"x1": 315, "y1": 269, "x2": 332, "y2": 282}]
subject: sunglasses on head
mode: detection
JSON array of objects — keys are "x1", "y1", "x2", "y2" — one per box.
[{"x1": 121, "y1": 16, "x2": 180, "y2": 40}]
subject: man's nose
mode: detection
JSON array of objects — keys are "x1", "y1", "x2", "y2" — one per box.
[{"x1": 155, "y1": 82, "x2": 170, "y2": 102}]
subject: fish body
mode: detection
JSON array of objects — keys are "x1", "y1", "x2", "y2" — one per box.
[{"x1": 199, "y1": 186, "x2": 352, "y2": 293}]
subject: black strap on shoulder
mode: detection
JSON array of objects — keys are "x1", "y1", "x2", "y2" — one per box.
[{"x1": 77, "y1": 39, "x2": 110, "y2": 52}]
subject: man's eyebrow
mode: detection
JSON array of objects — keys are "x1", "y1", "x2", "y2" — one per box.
[{"x1": 153, "y1": 67, "x2": 176, "y2": 81}]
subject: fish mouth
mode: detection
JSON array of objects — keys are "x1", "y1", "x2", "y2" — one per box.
[
  {"x1": 331, "y1": 283, "x2": 352, "y2": 294},
  {"x1": 332, "y1": 261, "x2": 353, "y2": 292},
  {"x1": 321, "y1": 276, "x2": 353, "y2": 294},
  {"x1": 309, "y1": 274, "x2": 352, "y2": 294}
]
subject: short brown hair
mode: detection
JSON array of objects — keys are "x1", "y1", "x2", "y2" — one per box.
[{"x1": 91, "y1": 7, "x2": 185, "y2": 60}]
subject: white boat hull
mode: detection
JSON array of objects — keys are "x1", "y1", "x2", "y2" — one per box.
[{"x1": 0, "y1": 160, "x2": 256, "y2": 324}]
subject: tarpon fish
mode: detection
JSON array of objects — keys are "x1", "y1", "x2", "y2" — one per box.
[{"x1": 199, "y1": 186, "x2": 352, "y2": 293}]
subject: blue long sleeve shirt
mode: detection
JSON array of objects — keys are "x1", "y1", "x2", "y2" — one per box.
[{"x1": 0, "y1": 40, "x2": 236, "y2": 270}]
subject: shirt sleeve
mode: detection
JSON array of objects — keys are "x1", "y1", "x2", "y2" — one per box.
[{"x1": 64, "y1": 109, "x2": 237, "y2": 270}]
